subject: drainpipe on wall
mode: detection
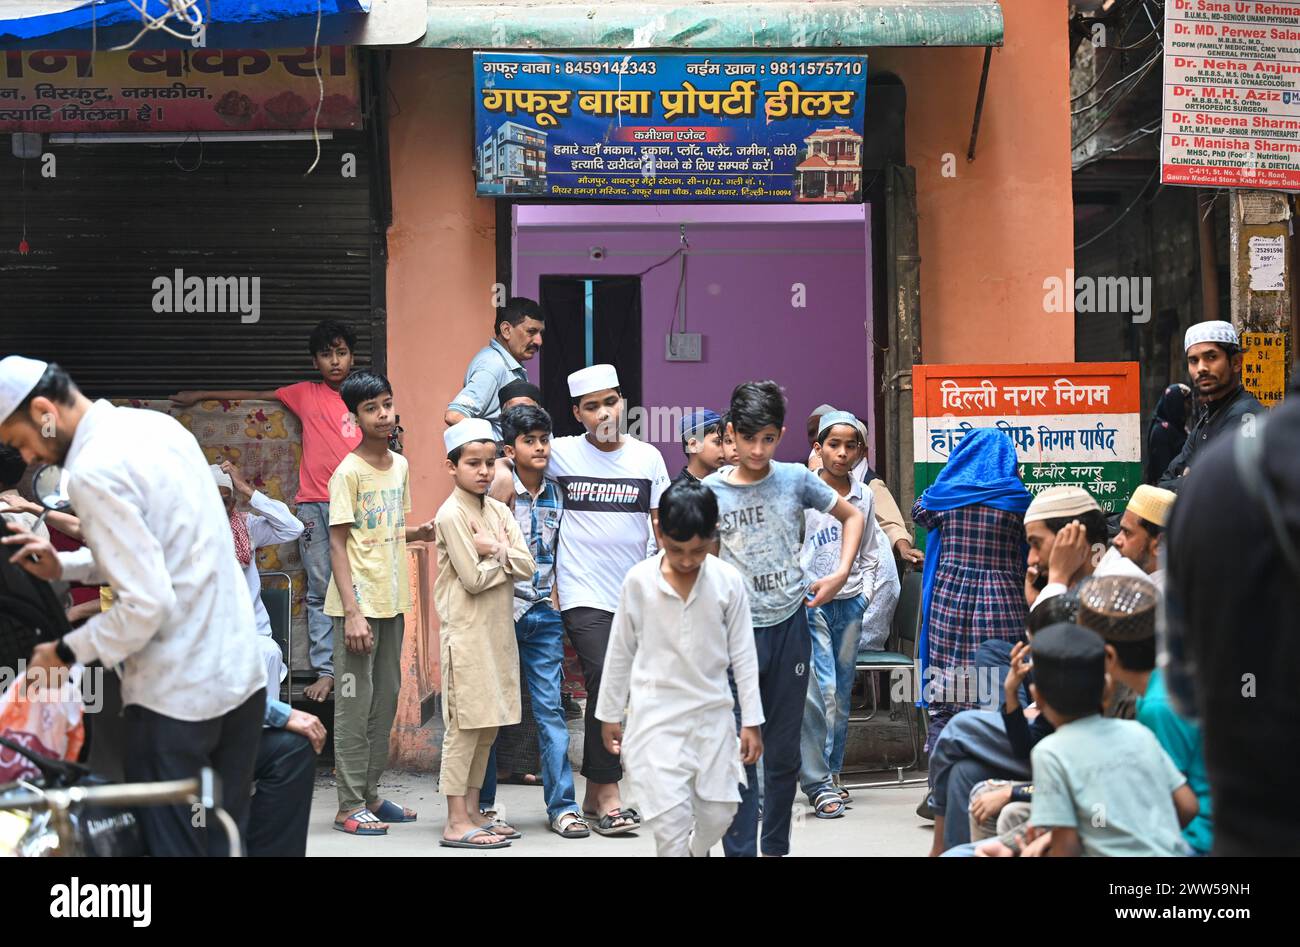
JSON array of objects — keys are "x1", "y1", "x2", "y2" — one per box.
[{"x1": 884, "y1": 164, "x2": 922, "y2": 526}]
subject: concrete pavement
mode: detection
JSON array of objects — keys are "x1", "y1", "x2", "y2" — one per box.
[{"x1": 305, "y1": 769, "x2": 935, "y2": 856}]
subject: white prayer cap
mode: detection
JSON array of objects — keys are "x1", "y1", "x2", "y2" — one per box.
[
  {"x1": 1024, "y1": 485, "x2": 1101, "y2": 525},
  {"x1": 1184, "y1": 320, "x2": 1238, "y2": 352},
  {"x1": 444, "y1": 417, "x2": 496, "y2": 454},
  {"x1": 209, "y1": 464, "x2": 233, "y2": 491},
  {"x1": 0, "y1": 355, "x2": 49, "y2": 423},
  {"x1": 567, "y1": 363, "x2": 619, "y2": 398}
]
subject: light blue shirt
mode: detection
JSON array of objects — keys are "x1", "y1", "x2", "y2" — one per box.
[
  {"x1": 704, "y1": 462, "x2": 837, "y2": 627},
  {"x1": 264, "y1": 696, "x2": 291, "y2": 729},
  {"x1": 447, "y1": 338, "x2": 528, "y2": 439},
  {"x1": 1030, "y1": 714, "x2": 1190, "y2": 856}
]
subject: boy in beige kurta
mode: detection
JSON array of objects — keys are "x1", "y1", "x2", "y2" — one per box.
[{"x1": 434, "y1": 418, "x2": 535, "y2": 849}]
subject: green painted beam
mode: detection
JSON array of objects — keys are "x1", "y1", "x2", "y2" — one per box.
[{"x1": 416, "y1": 1, "x2": 1004, "y2": 50}]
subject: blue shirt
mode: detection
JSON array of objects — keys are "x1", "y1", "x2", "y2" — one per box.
[
  {"x1": 447, "y1": 338, "x2": 528, "y2": 439},
  {"x1": 1137, "y1": 668, "x2": 1214, "y2": 854},
  {"x1": 512, "y1": 472, "x2": 563, "y2": 621},
  {"x1": 265, "y1": 696, "x2": 291, "y2": 729},
  {"x1": 704, "y1": 462, "x2": 837, "y2": 627}
]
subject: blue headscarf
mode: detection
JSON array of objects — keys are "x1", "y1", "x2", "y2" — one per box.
[{"x1": 915, "y1": 428, "x2": 1031, "y2": 705}]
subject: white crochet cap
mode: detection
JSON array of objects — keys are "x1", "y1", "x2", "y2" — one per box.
[
  {"x1": 444, "y1": 417, "x2": 495, "y2": 454},
  {"x1": 1184, "y1": 320, "x2": 1238, "y2": 352},
  {"x1": 0, "y1": 355, "x2": 48, "y2": 422},
  {"x1": 567, "y1": 363, "x2": 619, "y2": 398}
]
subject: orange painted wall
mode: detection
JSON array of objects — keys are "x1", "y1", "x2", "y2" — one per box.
[
  {"x1": 384, "y1": 48, "x2": 497, "y2": 767},
  {"x1": 873, "y1": 0, "x2": 1075, "y2": 364}
]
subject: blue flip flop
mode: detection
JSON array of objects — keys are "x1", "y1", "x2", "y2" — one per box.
[
  {"x1": 812, "y1": 791, "x2": 846, "y2": 819},
  {"x1": 372, "y1": 799, "x2": 417, "y2": 823}
]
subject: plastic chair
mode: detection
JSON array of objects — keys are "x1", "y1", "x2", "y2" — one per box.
[
  {"x1": 259, "y1": 571, "x2": 292, "y2": 703},
  {"x1": 842, "y1": 569, "x2": 928, "y2": 789}
]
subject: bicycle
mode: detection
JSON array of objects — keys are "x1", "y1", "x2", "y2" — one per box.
[{"x1": 0, "y1": 733, "x2": 242, "y2": 857}]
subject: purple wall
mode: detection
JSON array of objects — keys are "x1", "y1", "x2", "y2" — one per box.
[{"x1": 513, "y1": 204, "x2": 874, "y2": 465}]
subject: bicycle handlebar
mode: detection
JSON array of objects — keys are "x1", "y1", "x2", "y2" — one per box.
[{"x1": 1, "y1": 777, "x2": 202, "y2": 812}]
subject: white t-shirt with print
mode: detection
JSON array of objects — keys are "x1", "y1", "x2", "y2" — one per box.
[{"x1": 549, "y1": 434, "x2": 671, "y2": 613}]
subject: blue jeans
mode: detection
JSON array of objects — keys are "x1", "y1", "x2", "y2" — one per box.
[
  {"x1": 479, "y1": 604, "x2": 578, "y2": 823},
  {"x1": 296, "y1": 500, "x2": 334, "y2": 678},
  {"x1": 799, "y1": 595, "x2": 867, "y2": 799}
]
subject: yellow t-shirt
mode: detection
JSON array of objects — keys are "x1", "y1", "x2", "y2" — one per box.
[{"x1": 323, "y1": 450, "x2": 412, "y2": 619}]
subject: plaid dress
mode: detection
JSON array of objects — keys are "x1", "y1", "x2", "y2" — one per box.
[{"x1": 913, "y1": 500, "x2": 1027, "y2": 711}]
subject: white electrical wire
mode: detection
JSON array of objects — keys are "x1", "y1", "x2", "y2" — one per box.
[{"x1": 111, "y1": 0, "x2": 206, "y2": 52}]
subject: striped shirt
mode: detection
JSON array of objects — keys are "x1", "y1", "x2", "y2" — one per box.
[{"x1": 512, "y1": 472, "x2": 563, "y2": 621}]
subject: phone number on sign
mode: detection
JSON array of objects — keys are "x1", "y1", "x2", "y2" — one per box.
[
  {"x1": 562, "y1": 60, "x2": 658, "y2": 75},
  {"x1": 769, "y1": 61, "x2": 864, "y2": 75}
]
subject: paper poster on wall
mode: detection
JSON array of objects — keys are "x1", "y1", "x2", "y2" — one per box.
[
  {"x1": 1241, "y1": 331, "x2": 1289, "y2": 405},
  {"x1": 472, "y1": 52, "x2": 868, "y2": 202},
  {"x1": 913, "y1": 362, "x2": 1143, "y2": 518},
  {"x1": 1248, "y1": 235, "x2": 1287, "y2": 291}
]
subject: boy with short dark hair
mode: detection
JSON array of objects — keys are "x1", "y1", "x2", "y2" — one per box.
[
  {"x1": 598, "y1": 478, "x2": 763, "y2": 857},
  {"x1": 171, "y1": 319, "x2": 362, "y2": 702},
  {"x1": 326, "y1": 371, "x2": 434, "y2": 837},
  {"x1": 704, "y1": 380, "x2": 864, "y2": 857},
  {"x1": 717, "y1": 411, "x2": 740, "y2": 467},
  {"x1": 433, "y1": 417, "x2": 536, "y2": 849},
  {"x1": 490, "y1": 404, "x2": 587, "y2": 838},
  {"x1": 678, "y1": 410, "x2": 723, "y2": 482},
  {"x1": 1024, "y1": 622, "x2": 1198, "y2": 856}
]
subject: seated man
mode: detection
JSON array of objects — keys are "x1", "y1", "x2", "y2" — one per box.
[
  {"x1": 211, "y1": 462, "x2": 304, "y2": 693},
  {"x1": 250, "y1": 696, "x2": 326, "y2": 857},
  {"x1": 925, "y1": 595, "x2": 1074, "y2": 856}
]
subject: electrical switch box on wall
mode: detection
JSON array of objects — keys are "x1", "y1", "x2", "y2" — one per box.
[{"x1": 665, "y1": 332, "x2": 702, "y2": 361}]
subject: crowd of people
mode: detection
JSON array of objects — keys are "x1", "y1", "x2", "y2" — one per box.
[{"x1": 0, "y1": 301, "x2": 1292, "y2": 857}]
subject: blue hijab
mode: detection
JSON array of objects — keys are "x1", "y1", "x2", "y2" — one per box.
[{"x1": 915, "y1": 428, "x2": 1031, "y2": 706}]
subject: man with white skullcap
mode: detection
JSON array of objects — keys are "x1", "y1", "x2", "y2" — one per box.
[
  {"x1": 0, "y1": 356, "x2": 266, "y2": 856},
  {"x1": 545, "y1": 363, "x2": 670, "y2": 835},
  {"x1": 1157, "y1": 320, "x2": 1263, "y2": 492}
]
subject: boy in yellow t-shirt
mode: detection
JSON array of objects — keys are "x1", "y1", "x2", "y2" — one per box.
[{"x1": 325, "y1": 372, "x2": 434, "y2": 837}]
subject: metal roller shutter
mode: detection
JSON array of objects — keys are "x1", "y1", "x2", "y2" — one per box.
[{"x1": 0, "y1": 132, "x2": 384, "y2": 396}]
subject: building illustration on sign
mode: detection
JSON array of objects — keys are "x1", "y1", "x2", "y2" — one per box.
[
  {"x1": 795, "y1": 126, "x2": 863, "y2": 202},
  {"x1": 478, "y1": 120, "x2": 547, "y2": 195}
]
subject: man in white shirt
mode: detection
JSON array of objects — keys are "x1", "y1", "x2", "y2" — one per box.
[
  {"x1": 0, "y1": 356, "x2": 267, "y2": 856},
  {"x1": 550, "y1": 364, "x2": 670, "y2": 835}
]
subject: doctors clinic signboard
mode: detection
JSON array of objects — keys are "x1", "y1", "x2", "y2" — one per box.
[
  {"x1": 913, "y1": 362, "x2": 1143, "y2": 515},
  {"x1": 472, "y1": 52, "x2": 867, "y2": 202},
  {"x1": 0, "y1": 46, "x2": 361, "y2": 133},
  {"x1": 1162, "y1": 0, "x2": 1300, "y2": 189}
]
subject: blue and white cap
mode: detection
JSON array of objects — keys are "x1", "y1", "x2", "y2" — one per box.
[{"x1": 816, "y1": 410, "x2": 861, "y2": 440}]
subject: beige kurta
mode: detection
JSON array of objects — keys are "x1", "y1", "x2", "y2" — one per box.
[{"x1": 433, "y1": 486, "x2": 536, "y2": 730}]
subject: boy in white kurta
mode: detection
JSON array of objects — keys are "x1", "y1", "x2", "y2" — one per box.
[{"x1": 597, "y1": 478, "x2": 764, "y2": 857}]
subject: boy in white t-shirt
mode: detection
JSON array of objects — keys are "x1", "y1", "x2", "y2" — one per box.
[{"x1": 548, "y1": 364, "x2": 671, "y2": 835}]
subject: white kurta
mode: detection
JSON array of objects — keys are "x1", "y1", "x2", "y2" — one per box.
[{"x1": 596, "y1": 553, "x2": 764, "y2": 821}]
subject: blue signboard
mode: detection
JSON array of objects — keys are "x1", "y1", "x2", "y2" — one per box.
[{"x1": 473, "y1": 52, "x2": 868, "y2": 202}]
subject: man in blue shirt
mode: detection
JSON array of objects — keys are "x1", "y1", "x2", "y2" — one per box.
[
  {"x1": 249, "y1": 697, "x2": 326, "y2": 856},
  {"x1": 445, "y1": 297, "x2": 545, "y2": 440}
]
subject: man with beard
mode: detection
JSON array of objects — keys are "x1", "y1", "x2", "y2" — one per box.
[
  {"x1": 446, "y1": 297, "x2": 546, "y2": 440},
  {"x1": 1158, "y1": 321, "x2": 1263, "y2": 492},
  {"x1": 1103, "y1": 484, "x2": 1174, "y2": 591}
]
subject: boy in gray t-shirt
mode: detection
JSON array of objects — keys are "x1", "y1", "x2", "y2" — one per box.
[
  {"x1": 704, "y1": 381, "x2": 864, "y2": 858},
  {"x1": 1024, "y1": 623, "x2": 1197, "y2": 857}
]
